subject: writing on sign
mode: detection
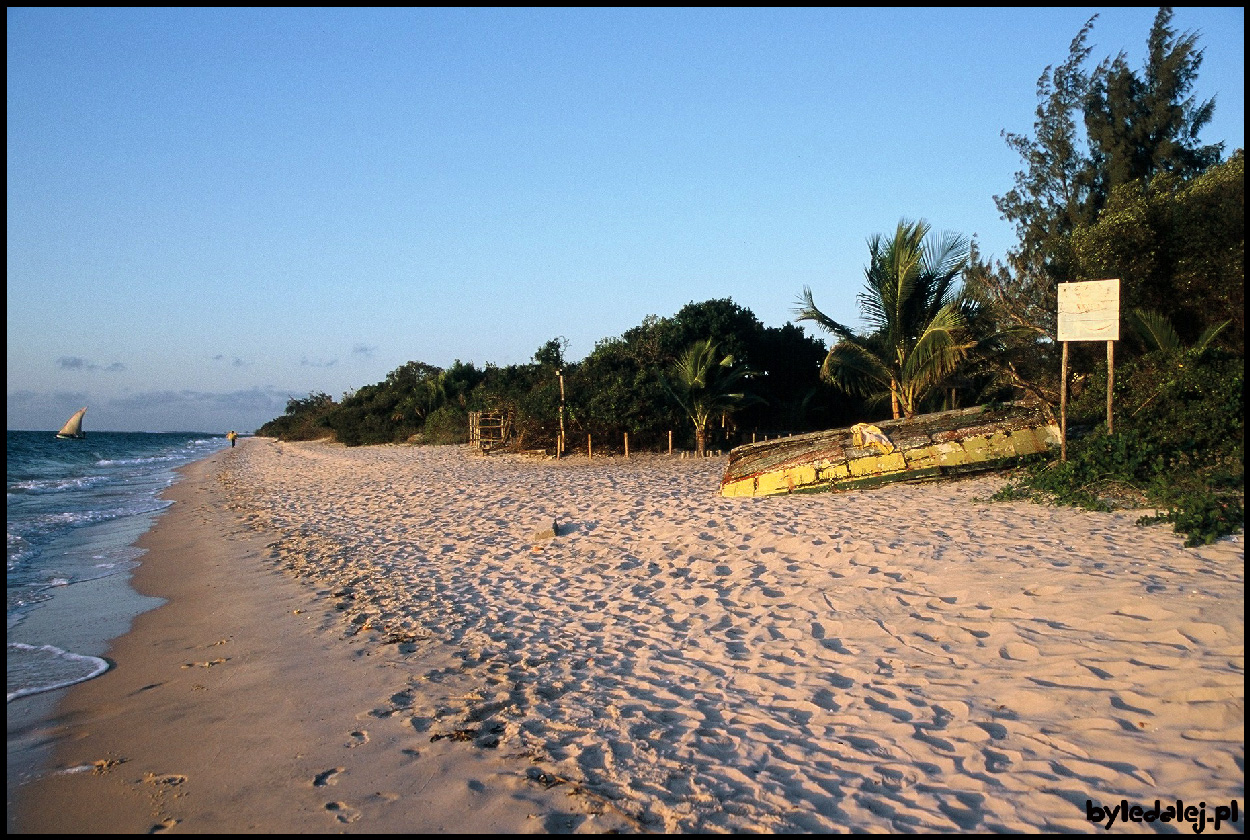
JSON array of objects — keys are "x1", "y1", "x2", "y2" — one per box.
[{"x1": 1058, "y1": 279, "x2": 1120, "y2": 342}]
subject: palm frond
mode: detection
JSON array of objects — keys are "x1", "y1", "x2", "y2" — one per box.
[
  {"x1": 794, "y1": 287, "x2": 860, "y2": 342},
  {"x1": 1191, "y1": 319, "x2": 1231, "y2": 356},
  {"x1": 902, "y1": 304, "x2": 972, "y2": 387},
  {"x1": 820, "y1": 342, "x2": 893, "y2": 397},
  {"x1": 1127, "y1": 308, "x2": 1183, "y2": 353},
  {"x1": 922, "y1": 230, "x2": 970, "y2": 288}
]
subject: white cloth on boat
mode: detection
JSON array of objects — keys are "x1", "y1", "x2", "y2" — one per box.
[{"x1": 851, "y1": 423, "x2": 895, "y2": 455}]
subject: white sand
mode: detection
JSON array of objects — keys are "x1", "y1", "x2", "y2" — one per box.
[{"x1": 16, "y1": 437, "x2": 1244, "y2": 833}]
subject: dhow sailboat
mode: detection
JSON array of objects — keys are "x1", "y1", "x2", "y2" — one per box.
[{"x1": 56, "y1": 407, "x2": 87, "y2": 440}]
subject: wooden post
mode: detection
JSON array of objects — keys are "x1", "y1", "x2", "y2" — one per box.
[
  {"x1": 1106, "y1": 340, "x2": 1114, "y2": 435},
  {"x1": 587, "y1": 434, "x2": 592, "y2": 459},
  {"x1": 668, "y1": 430, "x2": 672, "y2": 455},
  {"x1": 624, "y1": 432, "x2": 629, "y2": 458},
  {"x1": 1060, "y1": 341, "x2": 1069, "y2": 462},
  {"x1": 557, "y1": 370, "x2": 566, "y2": 459}
]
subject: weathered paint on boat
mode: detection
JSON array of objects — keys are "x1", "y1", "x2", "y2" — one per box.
[{"x1": 720, "y1": 403, "x2": 1060, "y2": 498}]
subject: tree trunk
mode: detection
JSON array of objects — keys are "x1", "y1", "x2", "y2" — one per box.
[{"x1": 695, "y1": 426, "x2": 707, "y2": 458}]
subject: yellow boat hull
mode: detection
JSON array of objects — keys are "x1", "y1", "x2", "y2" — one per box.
[{"x1": 721, "y1": 404, "x2": 1060, "y2": 498}]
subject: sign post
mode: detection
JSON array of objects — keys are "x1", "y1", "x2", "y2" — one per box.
[{"x1": 1057, "y1": 279, "x2": 1120, "y2": 461}]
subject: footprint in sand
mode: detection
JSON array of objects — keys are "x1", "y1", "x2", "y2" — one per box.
[
  {"x1": 346, "y1": 730, "x2": 369, "y2": 748},
  {"x1": 999, "y1": 642, "x2": 1040, "y2": 661},
  {"x1": 150, "y1": 818, "x2": 180, "y2": 833},
  {"x1": 314, "y1": 767, "x2": 344, "y2": 787},
  {"x1": 325, "y1": 801, "x2": 361, "y2": 823},
  {"x1": 180, "y1": 658, "x2": 229, "y2": 669},
  {"x1": 142, "y1": 773, "x2": 188, "y2": 787}
]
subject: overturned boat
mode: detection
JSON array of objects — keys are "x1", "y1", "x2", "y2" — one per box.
[{"x1": 721, "y1": 402, "x2": 1060, "y2": 498}]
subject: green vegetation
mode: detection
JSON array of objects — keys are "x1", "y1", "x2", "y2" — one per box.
[
  {"x1": 1072, "y1": 152, "x2": 1243, "y2": 351},
  {"x1": 664, "y1": 339, "x2": 757, "y2": 458},
  {"x1": 258, "y1": 9, "x2": 1241, "y2": 546},
  {"x1": 963, "y1": 10, "x2": 1239, "y2": 407},
  {"x1": 960, "y1": 9, "x2": 1243, "y2": 546},
  {"x1": 259, "y1": 299, "x2": 839, "y2": 454},
  {"x1": 995, "y1": 338, "x2": 1242, "y2": 546},
  {"x1": 256, "y1": 392, "x2": 335, "y2": 441},
  {"x1": 796, "y1": 219, "x2": 972, "y2": 419}
]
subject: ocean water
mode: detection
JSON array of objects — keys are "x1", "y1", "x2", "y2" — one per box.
[{"x1": 7, "y1": 430, "x2": 230, "y2": 702}]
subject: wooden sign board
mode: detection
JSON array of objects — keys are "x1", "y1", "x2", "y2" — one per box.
[{"x1": 1058, "y1": 279, "x2": 1120, "y2": 341}]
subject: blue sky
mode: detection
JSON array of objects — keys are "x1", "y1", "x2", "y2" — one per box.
[{"x1": 7, "y1": 7, "x2": 1244, "y2": 433}]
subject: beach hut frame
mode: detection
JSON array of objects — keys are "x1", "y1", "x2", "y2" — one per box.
[{"x1": 469, "y1": 411, "x2": 510, "y2": 453}]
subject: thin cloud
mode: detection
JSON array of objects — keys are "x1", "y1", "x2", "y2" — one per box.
[
  {"x1": 352, "y1": 344, "x2": 376, "y2": 358},
  {"x1": 57, "y1": 356, "x2": 126, "y2": 372},
  {"x1": 110, "y1": 386, "x2": 290, "y2": 412},
  {"x1": 300, "y1": 357, "x2": 338, "y2": 368}
]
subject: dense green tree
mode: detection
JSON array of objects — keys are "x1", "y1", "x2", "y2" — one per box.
[
  {"x1": 571, "y1": 334, "x2": 680, "y2": 449},
  {"x1": 1071, "y1": 151, "x2": 1243, "y2": 351},
  {"x1": 380, "y1": 361, "x2": 446, "y2": 426},
  {"x1": 797, "y1": 219, "x2": 972, "y2": 419},
  {"x1": 993, "y1": 9, "x2": 1225, "y2": 306},
  {"x1": 568, "y1": 300, "x2": 826, "y2": 450},
  {"x1": 441, "y1": 359, "x2": 488, "y2": 409},
  {"x1": 260, "y1": 301, "x2": 827, "y2": 450},
  {"x1": 667, "y1": 299, "x2": 765, "y2": 365},
  {"x1": 1084, "y1": 7, "x2": 1222, "y2": 204},
  {"x1": 256, "y1": 391, "x2": 336, "y2": 440},
  {"x1": 532, "y1": 336, "x2": 569, "y2": 370},
  {"x1": 743, "y1": 322, "x2": 840, "y2": 432}
]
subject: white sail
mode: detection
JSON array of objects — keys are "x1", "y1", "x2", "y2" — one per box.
[{"x1": 57, "y1": 407, "x2": 87, "y2": 439}]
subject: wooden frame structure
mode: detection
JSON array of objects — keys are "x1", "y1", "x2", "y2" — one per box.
[{"x1": 468, "y1": 411, "x2": 510, "y2": 453}]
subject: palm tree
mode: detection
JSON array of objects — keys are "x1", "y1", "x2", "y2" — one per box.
[
  {"x1": 666, "y1": 339, "x2": 755, "y2": 457},
  {"x1": 796, "y1": 219, "x2": 972, "y2": 419}
]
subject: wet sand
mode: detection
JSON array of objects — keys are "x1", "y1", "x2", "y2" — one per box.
[{"x1": 11, "y1": 437, "x2": 1244, "y2": 833}]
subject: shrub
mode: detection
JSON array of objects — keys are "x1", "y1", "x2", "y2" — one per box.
[
  {"x1": 256, "y1": 392, "x2": 336, "y2": 441},
  {"x1": 424, "y1": 405, "x2": 468, "y2": 445},
  {"x1": 995, "y1": 349, "x2": 1243, "y2": 546}
]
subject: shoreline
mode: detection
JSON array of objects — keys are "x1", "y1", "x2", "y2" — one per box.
[
  {"x1": 12, "y1": 438, "x2": 1244, "y2": 833},
  {"x1": 12, "y1": 441, "x2": 621, "y2": 833}
]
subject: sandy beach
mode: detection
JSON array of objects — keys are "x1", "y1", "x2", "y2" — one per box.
[{"x1": 12, "y1": 437, "x2": 1244, "y2": 833}]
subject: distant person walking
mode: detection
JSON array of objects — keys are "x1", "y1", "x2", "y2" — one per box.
[{"x1": 227, "y1": 430, "x2": 238, "y2": 448}]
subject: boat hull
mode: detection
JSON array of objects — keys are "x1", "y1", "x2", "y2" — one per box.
[{"x1": 721, "y1": 403, "x2": 1059, "y2": 498}]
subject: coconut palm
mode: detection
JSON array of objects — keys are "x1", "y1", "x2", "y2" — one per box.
[
  {"x1": 666, "y1": 339, "x2": 755, "y2": 457},
  {"x1": 796, "y1": 219, "x2": 973, "y2": 419}
]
